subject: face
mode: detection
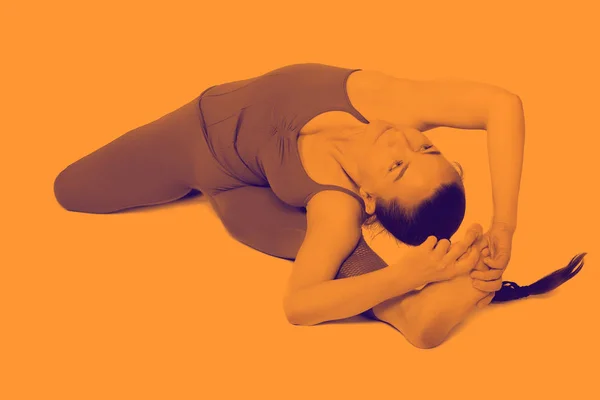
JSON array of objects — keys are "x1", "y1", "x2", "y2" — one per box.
[{"x1": 354, "y1": 120, "x2": 462, "y2": 212}]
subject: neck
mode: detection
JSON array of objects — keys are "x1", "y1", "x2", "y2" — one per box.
[{"x1": 325, "y1": 125, "x2": 369, "y2": 186}]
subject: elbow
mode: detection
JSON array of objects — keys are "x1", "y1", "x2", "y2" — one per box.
[
  {"x1": 493, "y1": 91, "x2": 523, "y2": 111},
  {"x1": 283, "y1": 295, "x2": 307, "y2": 326},
  {"x1": 283, "y1": 295, "x2": 326, "y2": 326},
  {"x1": 487, "y1": 92, "x2": 525, "y2": 130}
]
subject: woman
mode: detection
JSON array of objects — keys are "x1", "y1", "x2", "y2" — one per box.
[{"x1": 53, "y1": 63, "x2": 585, "y2": 348}]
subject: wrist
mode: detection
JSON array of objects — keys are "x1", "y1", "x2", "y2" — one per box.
[
  {"x1": 391, "y1": 260, "x2": 433, "y2": 293},
  {"x1": 491, "y1": 219, "x2": 516, "y2": 233}
]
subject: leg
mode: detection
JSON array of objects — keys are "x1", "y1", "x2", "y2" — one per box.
[
  {"x1": 207, "y1": 186, "x2": 307, "y2": 259},
  {"x1": 208, "y1": 186, "x2": 388, "y2": 268},
  {"x1": 54, "y1": 98, "x2": 206, "y2": 214}
]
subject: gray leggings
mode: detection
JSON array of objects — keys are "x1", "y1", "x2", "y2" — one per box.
[{"x1": 53, "y1": 96, "x2": 387, "y2": 317}]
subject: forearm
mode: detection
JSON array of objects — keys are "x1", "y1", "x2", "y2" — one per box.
[
  {"x1": 486, "y1": 95, "x2": 525, "y2": 230},
  {"x1": 284, "y1": 261, "x2": 429, "y2": 326}
]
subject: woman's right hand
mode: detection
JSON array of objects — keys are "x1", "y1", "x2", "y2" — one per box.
[{"x1": 399, "y1": 223, "x2": 484, "y2": 283}]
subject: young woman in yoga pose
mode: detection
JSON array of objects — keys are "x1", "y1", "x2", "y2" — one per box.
[{"x1": 53, "y1": 63, "x2": 585, "y2": 348}]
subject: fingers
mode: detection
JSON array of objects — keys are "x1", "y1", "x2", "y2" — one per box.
[
  {"x1": 471, "y1": 245, "x2": 491, "y2": 272},
  {"x1": 476, "y1": 293, "x2": 495, "y2": 309},
  {"x1": 484, "y1": 252, "x2": 510, "y2": 270},
  {"x1": 472, "y1": 261, "x2": 488, "y2": 272},
  {"x1": 472, "y1": 278, "x2": 503, "y2": 292},
  {"x1": 433, "y1": 238, "x2": 451, "y2": 257},
  {"x1": 457, "y1": 249, "x2": 470, "y2": 262},
  {"x1": 444, "y1": 226, "x2": 481, "y2": 263},
  {"x1": 469, "y1": 223, "x2": 484, "y2": 237},
  {"x1": 454, "y1": 243, "x2": 481, "y2": 275},
  {"x1": 472, "y1": 235, "x2": 489, "y2": 252},
  {"x1": 420, "y1": 236, "x2": 438, "y2": 251},
  {"x1": 470, "y1": 268, "x2": 503, "y2": 281}
]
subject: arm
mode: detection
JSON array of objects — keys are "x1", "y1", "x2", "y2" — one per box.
[
  {"x1": 283, "y1": 191, "x2": 428, "y2": 326},
  {"x1": 347, "y1": 71, "x2": 525, "y2": 230},
  {"x1": 486, "y1": 96, "x2": 525, "y2": 230}
]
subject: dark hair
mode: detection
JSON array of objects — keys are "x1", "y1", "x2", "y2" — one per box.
[{"x1": 365, "y1": 181, "x2": 466, "y2": 246}]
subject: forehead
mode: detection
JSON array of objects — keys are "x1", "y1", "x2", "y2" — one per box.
[
  {"x1": 410, "y1": 153, "x2": 455, "y2": 180},
  {"x1": 390, "y1": 155, "x2": 458, "y2": 199}
]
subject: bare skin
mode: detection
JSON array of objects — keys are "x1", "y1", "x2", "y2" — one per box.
[
  {"x1": 373, "y1": 231, "x2": 493, "y2": 349},
  {"x1": 285, "y1": 71, "x2": 524, "y2": 347}
]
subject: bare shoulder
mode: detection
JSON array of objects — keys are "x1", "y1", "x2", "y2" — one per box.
[
  {"x1": 306, "y1": 189, "x2": 363, "y2": 227},
  {"x1": 347, "y1": 69, "x2": 399, "y2": 92},
  {"x1": 304, "y1": 190, "x2": 363, "y2": 254},
  {"x1": 346, "y1": 69, "x2": 520, "y2": 131},
  {"x1": 346, "y1": 70, "x2": 419, "y2": 127},
  {"x1": 286, "y1": 190, "x2": 363, "y2": 290}
]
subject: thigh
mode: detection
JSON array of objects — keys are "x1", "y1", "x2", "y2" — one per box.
[
  {"x1": 208, "y1": 186, "x2": 308, "y2": 259},
  {"x1": 210, "y1": 186, "x2": 388, "y2": 276},
  {"x1": 54, "y1": 98, "x2": 205, "y2": 214}
]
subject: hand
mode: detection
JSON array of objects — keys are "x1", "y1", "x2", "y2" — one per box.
[
  {"x1": 482, "y1": 222, "x2": 514, "y2": 273},
  {"x1": 401, "y1": 223, "x2": 484, "y2": 283},
  {"x1": 470, "y1": 247, "x2": 501, "y2": 308},
  {"x1": 469, "y1": 222, "x2": 514, "y2": 308}
]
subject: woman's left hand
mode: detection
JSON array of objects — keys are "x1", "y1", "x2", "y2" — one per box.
[
  {"x1": 469, "y1": 222, "x2": 515, "y2": 307},
  {"x1": 482, "y1": 222, "x2": 514, "y2": 273}
]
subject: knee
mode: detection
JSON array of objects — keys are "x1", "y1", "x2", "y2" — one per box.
[
  {"x1": 53, "y1": 165, "x2": 91, "y2": 213},
  {"x1": 54, "y1": 166, "x2": 74, "y2": 211}
]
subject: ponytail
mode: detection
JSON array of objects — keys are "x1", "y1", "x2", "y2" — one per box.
[{"x1": 491, "y1": 253, "x2": 586, "y2": 303}]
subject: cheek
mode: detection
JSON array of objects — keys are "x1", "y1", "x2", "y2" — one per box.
[{"x1": 359, "y1": 154, "x2": 386, "y2": 186}]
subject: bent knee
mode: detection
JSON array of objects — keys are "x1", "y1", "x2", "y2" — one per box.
[
  {"x1": 53, "y1": 165, "x2": 105, "y2": 213},
  {"x1": 54, "y1": 166, "x2": 77, "y2": 211}
]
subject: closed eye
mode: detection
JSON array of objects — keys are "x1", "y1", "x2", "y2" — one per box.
[{"x1": 389, "y1": 160, "x2": 403, "y2": 172}]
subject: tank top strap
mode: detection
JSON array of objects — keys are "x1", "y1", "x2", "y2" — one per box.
[{"x1": 307, "y1": 185, "x2": 366, "y2": 210}]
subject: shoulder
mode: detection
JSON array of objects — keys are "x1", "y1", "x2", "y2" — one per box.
[
  {"x1": 306, "y1": 190, "x2": 363, "y2": 232},
  {"x1": 346, "y1": 70, "x2": 522, "y2": 131},
  {"x1": 345, "y1": 70, "x2": 419, "y2": 128},
  {"x1": 267, "y1": 63, "x2": 366, "y2": 86},
  {"x1": 346, "y1": 69, "x2": 395, "y2": 91},
  {"x1": 299, "y1": 190, "x2": 363, "y2": 265},
  {"x1": 287, "y1": 190, "x2": 363, "y2": 296}
]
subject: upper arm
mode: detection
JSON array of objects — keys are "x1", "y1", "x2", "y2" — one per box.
[
  {"x1": 347, "y1": 70, "x2": 522, "y2": 131},
  {"x1": 284, "y1": 191, "x2": 363, "y2": 295}
]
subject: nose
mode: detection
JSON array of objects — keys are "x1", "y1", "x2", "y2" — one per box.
[
  {"x1": 400, "y1": 130, "x2": 424, "y2": 156},
  {"x1": 402, "y1": 128, "x2": 429, "y2": 152},
  {"x1": 393, "y1": 128, "x2": 410, "y2": 147}
]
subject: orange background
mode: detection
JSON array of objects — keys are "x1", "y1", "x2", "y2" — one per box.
[{"x1": 2, "y1": 1, "x2": 599, "y2": 399}]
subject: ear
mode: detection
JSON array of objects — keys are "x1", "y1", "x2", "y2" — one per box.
[
  {"x1": 452, "y1": 161, "x2": 464, "y2": 179},
  {"x1": 359, "y1": 187, "x2": 377, "y2": 215}
]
